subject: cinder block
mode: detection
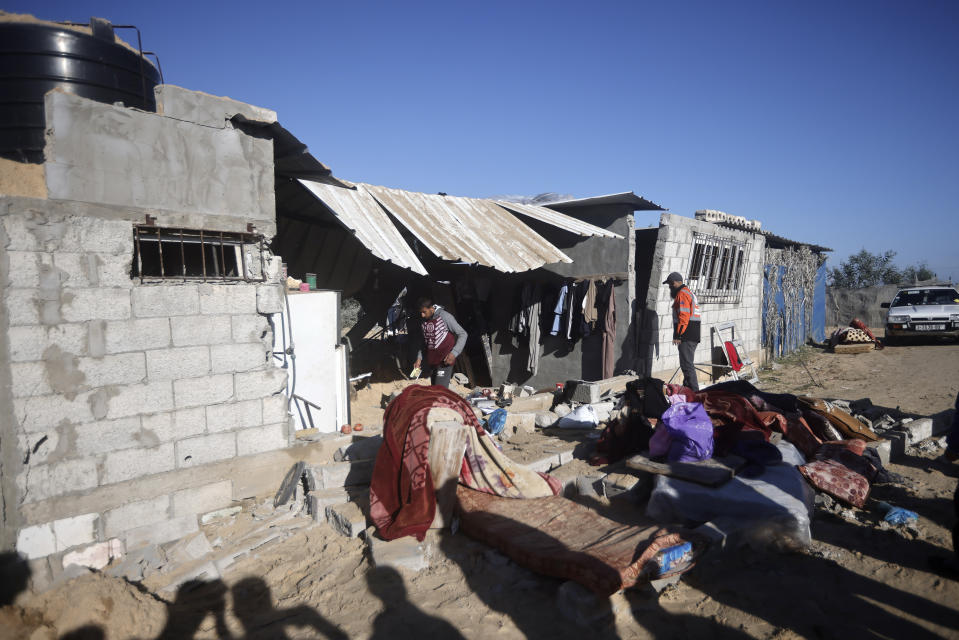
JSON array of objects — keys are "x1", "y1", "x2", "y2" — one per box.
[
  {"x1": 326, "y1": 502, "x2": 367, "y2": 537},
  {"x1": 317, "y1": 459, "x2": 375, "y2": 488},
  {"x1": 146, "y1": 346, "x2": 210, "y2": 380},
  {"x1": 232, "y1": 314, "x2": 271, "y2": 343},
  {"x1": 17, "y1": 523, "x2": 56, "y2": 559},
  {"x1": 236, "y1": 422, "x2": 288, "y2": 456},
  {"x1": 80, "y1": 352, "x2": 147, "y2": 387},
  {"x1": 506, "y1": 393, "x2": 555, "y2": 413},
  {"x1": 171, "y1": 315, "x2": 232, "y2": 346},
  {"x1": 165, "y1": 532, "x2": 214, "y2": 565},
  {"x1": 51, "y1": 252, "x2": 99, "y2": 288},
  {"x1": 62, "y1": 539, "x2": 125, "y2": 571},
  {"x1": 210, "y1": 343, "x2": 266, "y2": 373},
  {"x1": 7, "y1": 289, "x2": 40, "y2": 325},
  {"x1": 176, "y1": 432, "x2": 236, "y2": 468},
  {"x1": 10, "y1": 361, "x2": 50, "y2": 397},
  {"x1": 307, "y1": 488, "x2": 351, "y2": 520},
  {"x1": 104, "y1": 318, "x2": 171, "y2": 353},
  {"x1": 198, "y1": 283, "x2": 256, "y2": 315},
  {"x1": 234, "y1": 368, "x2": 286, "y2": 401},
  {"x1": 904, "y1": 418, "x2": 934, "y2": 445},
  {"x1": 74, "y1": 416, "x2": 143, "y2": 456},
  {"x1": 174, "y1": 374, "x2": 234, "y2": 408},
  {"x1": 105, "y1": 381, "x2": 175, "y2": 419},
  {"x1": 206, "y1": 399, "x2": 262, "y2": 433},
  {"x1": 142, "y1": 407, "x2": 207, "y2": 443},
  {"x1": 74, "y1": 217, "x2": 131, "y2": 255},
  {"x1": 568, "y1": 381, "x2": 601, "y2": 404},
  {"x1": 62, "y1": 288, "x2": 131, "y2": 322},
  {"x1": 104, "y1": 495, "x2": 171, "y2": 537},
  {"x1": 20, "y1": 458, "x2": 99, "y2": 503},
  {"x1": 173, "y1": 481, "x2": 233, "y2": 518},
  {"x1": 602, "y1": 473, "x2": 640, "y2": 499},
  {"x1": 52, "y1": 513, "x2": 99, "y2": 551},
  {"x1": 9, "y1": 324, "x2": 87, "y2": 362},
  {"x1": 505, "y1": 412, "x2": 536, "y2": 435},
  {"x1": 132, "y1": 284, "x2": 200, "y2": 318},
  {"x1": 368, "y1": 534, "x2": 431, "y2": 573},
  {"x1": 102, "y1": 443, "x2": 175, "y2": 485},
  {"x1": 866, "y1": 439, "x2": 891, "y2": 468},
  {"x1": 262, "y1": 394, "x2": 289, "y2": 425},
  {"x1": 7, "y1": 250, "x2": 41, "y2": 287},
  {"x1": 95, "y1": 253, "x2": 135, "y2": 288},
  {"x1": 256, "y1": 284, "x2": 284, "y2": 314},
  {"x1": 124, "y1": 514, "x2": 199, "y2": 550}
]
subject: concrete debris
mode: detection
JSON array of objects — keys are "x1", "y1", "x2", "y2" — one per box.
[
  {"x1": 200, "y1": 506, "x2": 243, "y2": 525},
  {"x1": 326, "y1": 501, "x2": 367, "y2": 538},
  {"x1": 553, "y1": 403, "x2": 572, "y2": 418},
  {"x1": 535, "y1": 411, "x2": 559, "y2": 428},
  {"x1": 105, "y1": 544, "x2": 167, "y2": 583},
  {"x1": 453, "y1": 373, "x2": 470, "y2": 386},
  {"x1": 62, "y1": 538, "x2": 125, "y2": 571},
  {"x1": 367, "y1": 530, "x2": 433, "y2": 573},
  {"x1": 164, "y1": 533, "x2": 214, "y2": 566},
  {"x1": 316, "y1": 459, "x2": 375, "y2": 489},
  {"x1": 505, "y1": 412, "x2": 537, "y2": 436},
  {"x1": 602, "y1": 473, "x2": 641, "y2": 499},
  {"x1": 159, "y1": 561, "x2": 220, "y2": 594},
  {"x1": 575, "y1": 474, "x2": 604, "y2": 498}
]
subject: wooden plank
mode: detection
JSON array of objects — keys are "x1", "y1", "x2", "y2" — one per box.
[
  {"x1": 625, "y1": 454, "x2": 747, "y2": 487},
  {"x1": 832, "y1": 343, "x2": 875, "y2": 354},
  {"x1": 427, "y1": 420, "x2": 469, "y2": 529}
]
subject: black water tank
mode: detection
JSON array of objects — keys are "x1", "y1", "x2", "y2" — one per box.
[{"x1": 0, "y1": 19, "x2": 161, "y2": 163}]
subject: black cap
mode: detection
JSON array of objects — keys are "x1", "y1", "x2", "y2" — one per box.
[{"x1": 663, "y1": 272, "x2": 683, "y2": 285}]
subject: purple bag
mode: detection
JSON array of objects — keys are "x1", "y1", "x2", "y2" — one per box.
[{"x1": 660, "y1": 402, "x2": 714, "y2": 462}]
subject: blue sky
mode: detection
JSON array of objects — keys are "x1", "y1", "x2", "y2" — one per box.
[{"x1": 13, "y1": 0, "x2": 959, "y2": 280}]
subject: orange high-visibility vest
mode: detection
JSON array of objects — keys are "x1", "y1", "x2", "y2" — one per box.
[{"x1": 673, "y1": 286, "x2": 701, "y2": 336}]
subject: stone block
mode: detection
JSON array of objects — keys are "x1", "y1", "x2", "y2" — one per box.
[
  {"x1": 104, "y1": 318, "x2": 171, "y2": 353},
  {"x1": 17, "y1": 523, "x2": 56, "y2": 559},
  {"x1": 507, "y1": 393, "x2": 555, "y2": 413},
  {"x1": 9, "y1": 361, "x2": 49, "y2": 397},
  {"x1": 236, "y1": 422, "x2": 288, "y2": 456},
  {"x1": 262, "y1": 394, "x2": 289, "y2": 425},
  {"x1": 62, "y1": 539, "x2": 124, "y2": 570},
  {"x1": 256, "y1": 284, "x2": 284, "y2": 314},
  {"x1": 317, "y1": 459, "x2": 375, "y2": 488},
  {"x1": 74, "y1": 416, "x2": 143, "y2": 456},
  {"x1": 7, "y1": 250, "x2": 40, "y2": 287},
  {"x1": 368, "y1": 534, "x2": 431, "y2": 573},
  {"x1": 326, "y1": 502, "x2": 367, "y2": 538},
  {"x1": 232, "y1": 313, "x2": 271, "y2": 343},
  {"x1": 104, "y1": 381, "x2": 175, "y2": 419},
  {"x1": 200, "y1": 506, "x2": 242, "y2": 524},
  {"x1": 176, "y1": 432, "x2": 236, "y2": 468},
  {"x1": 524, "y1": 455, "x2": 556, "y2": 474},
  {"x1": 173, "y1": 481, "x2": 233, "y2": 518},
  {"x1": 170, "y1": 314, "x2": 232, "y2": 346},
  {"x1": 234, "y1": 367, "x2": 286, "y2": 401},
  {"x1": 80, "y1": 352, "x2": 147, "y2": 388},
  {"x1": 142, "y1": 407, "x2": 207, "y2": 443},
  {"x1": 198, "y1": 283, "x2": 256, "y2": 315},
  {"x1": 903, "y1": 418, "x2": 934, "y2": 445},
  {"x1": 104, "y1": 544, "x2": 166, "y2": 582},
  {"x1": 602, "y1": 473, "x2": 640, "y2": 499},
  {"x1": 211, "y1": 342, "x2": 266, "y2": 373},
  {"x1": 7, "y1": 288, "x2": 40, "y2": 325},
  {"x1": 146, "y1": 346, "x2": 210, "y2": 380},
  {"x1": 568, "y1": 381, "x2": 601, "y2": 404},
  {"x1": 174, "y1": 374, "x2": 234, "y2": 408},
  {"x1": 535, "y1": 411, "x2": 558, "y2": 428},
  {"x1": 20, "y1": 458, "x2": 99, "y2": 503},
  {"x1": 866, "y1": 439, "x2": 891, "y2": 468},
  {"x1": 132, "y1": 284, "x2": 200, "y2": 317},
  {"x1": 206, "y1": 399, "x2": 262, "y2": 433},
  {"x1": 124, "y1": 514, "x2": 199, "y2": 551},
  {"x1": 52, "y1": 513, "x2": 99, "y2": 551},
  {"x1": 62, "y1": 288, "x2": 131, "y2": 322},
  {"x1": 165, "y1": 532, "x2": 214, "y2": 565},
  {"x1": 506, "y1": 412, "x2": 537, "y2": 435},
  {"x1": 9, "y1": 324, "x2": 87, "y2": 362},
  {"x1": 104, "y1": 495, "x2": 171, "y2": 537},
  {"x1": 307, "y1": 488, "x2": 351, "y2": 520},
  {"x1": 102, "y1": 443, "x2": 175, "y2": 485}
]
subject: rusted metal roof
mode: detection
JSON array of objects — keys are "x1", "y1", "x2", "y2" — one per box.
[
  {"x1": 363, "y1": 184, "x2": 573, "y2": 272},
  {"x1": 298, "y1": 180, "x2": 428, "y2": 275},
  {"x1": 494, "y1": 200, "x2": 623, "y2": 238},
  {"x1": 546, "y1": 192, "x2": 665, "y2": 211}
]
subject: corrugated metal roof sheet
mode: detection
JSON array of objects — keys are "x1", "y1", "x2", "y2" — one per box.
[
  {"x1": 363, "y1": 184, "x2": 573, "y2": 272},
  {"x1": 546, "y1": 192, "x2": 665, "y2": 211},
  {"x1": 494, "y1": 200, "x2": 623, "y2": 238},
  {"x1": 298, "y1": 180, "x2": 428, "y2": 275}
]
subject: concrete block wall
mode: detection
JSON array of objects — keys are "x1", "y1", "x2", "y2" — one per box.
[
  {"x1": 1, "y1": 199, "x2": 292, "y2": 560},
  {"x1": 0, "y1": 85, "x2": 299, "y2": 564},
  {"x1": 642, "y1": 214, "x2": 765, "y2": 381}
]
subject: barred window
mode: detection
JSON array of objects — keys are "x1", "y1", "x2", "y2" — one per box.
[
  {"x1": 133, "y1": 226, "x2": 266, "y2": 282},
  {"x1": 686, "y1": 233, "x2": 746, "y2": 303}
]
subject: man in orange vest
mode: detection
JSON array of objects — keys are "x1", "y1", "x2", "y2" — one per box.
[{"x1": 664, "y1": 272, "x2": 701, "y2": 390}]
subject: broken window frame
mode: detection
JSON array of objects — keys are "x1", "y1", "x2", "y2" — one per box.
[
  {"x1": 685, "y1": 233, "x2": 747, "y2": 304},
  {"x1": 132, "y1": 225, "x2": 267, "y2": 283}
]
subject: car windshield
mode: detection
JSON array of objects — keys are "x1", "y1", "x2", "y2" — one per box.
[{"x1": 890, "y1": 289, "x2": 959, "y2": 306}]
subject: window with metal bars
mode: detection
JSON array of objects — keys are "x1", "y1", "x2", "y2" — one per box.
[
  {"x1": 686, "y1": 232, "x2": 747, "y2": 303},
  {"x1": 132, "y1": 226, "x2": 266, "y2": 282}
]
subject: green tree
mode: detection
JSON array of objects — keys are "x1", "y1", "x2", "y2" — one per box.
[
  {"x1": 827, "y1": 249, "x2": 902, "y2": 288},
  {"x1": 900, "y1": 261, "x2": 937, "y2": 283}
]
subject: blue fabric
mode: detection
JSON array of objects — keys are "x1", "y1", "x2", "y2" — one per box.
[
  {"x1": 485, "y1": 409, "x2": 507, "y2": 435},
  {"x1": 550, "y1": 284, "x2": 567, "y2": 336},
  {"x1": 878, "y1": 502, "x2": 919, "y2": 525}
]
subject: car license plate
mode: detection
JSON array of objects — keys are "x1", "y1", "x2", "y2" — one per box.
[{"x1": 915, "y1": 324, "x2": 945, "y2": 331}]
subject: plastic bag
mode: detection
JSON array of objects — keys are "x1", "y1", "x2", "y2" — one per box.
[
  {"x1": 660, "y1": 402, "x2": 714, "y2": 462},
  {"x1": 557, "y1": 405, "x2": 599, "y2": 429},
  {"x1": 485, "y1": 409, "x2": 507, "y2": 435}
]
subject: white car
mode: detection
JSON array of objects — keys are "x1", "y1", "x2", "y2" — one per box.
[{"x1": 881, "y1": 286, "x2": 959, "y2": 343}]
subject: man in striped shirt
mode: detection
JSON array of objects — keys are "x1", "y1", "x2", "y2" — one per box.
[
  {"x1": 413, "y1": 297, "x2": 468, "y2": 388},
  {"x1": 664, "y1": 272, "x2": 702, "y2": 391}
]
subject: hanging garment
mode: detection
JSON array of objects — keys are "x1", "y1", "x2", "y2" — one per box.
[
  {"x1": 565, "y1": 281, "x2": 577, "y2": 340},
  {"x1": 602, "y1": 282, "x2": 616, "y2": 379},
  {"x1": 527, "y1": 284, "x2": 541, "y2": 375},
  {"x1": 583, "y1": 279, "x2": 598, "y2": 326},
  {"x1": 550, "y1": 283, "x2": 568, "y2": 336}
]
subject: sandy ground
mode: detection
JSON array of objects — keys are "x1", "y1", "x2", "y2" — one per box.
[{"x1": 2, "y1": 335, "x2": 958, "y2": 639}]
